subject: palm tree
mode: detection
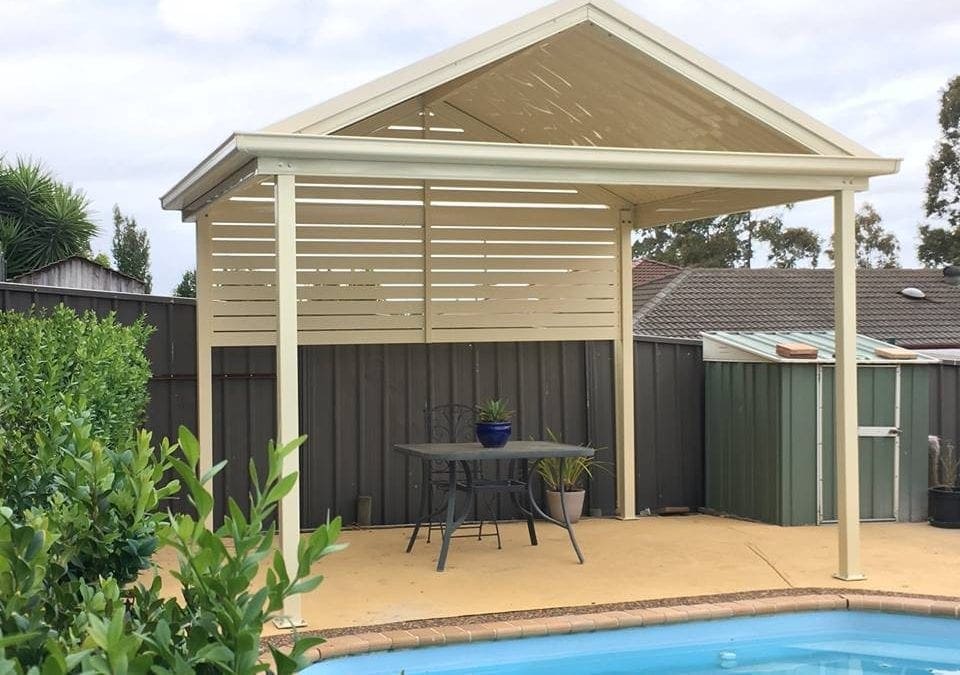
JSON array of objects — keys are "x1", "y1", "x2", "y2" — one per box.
[{"x1": 0, "y1": 157, "x2": 97, "y2": 279}]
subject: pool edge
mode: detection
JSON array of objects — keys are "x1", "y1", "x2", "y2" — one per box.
[{"x1": 303, "y1": 592, "x2": 960, "y2": 663}]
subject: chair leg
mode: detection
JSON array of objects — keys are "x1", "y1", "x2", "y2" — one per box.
[{"x1": 426, "y1": 480, "x2": 434, "y2": 544}]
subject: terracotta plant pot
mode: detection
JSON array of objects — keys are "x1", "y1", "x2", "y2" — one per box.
[
  {"x1": 546, "y1": 489, "x2": 586, "y2": 523},
  {"x1": 929, "y1": 486, "x2": 960, "y2": 528}
]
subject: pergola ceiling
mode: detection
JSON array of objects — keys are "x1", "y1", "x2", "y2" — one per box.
[{"x1": 333, "y1": 23, "x2": 812, "y2": 155}]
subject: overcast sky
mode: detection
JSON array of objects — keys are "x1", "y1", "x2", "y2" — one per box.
[{"x1": 1, "y1": 0, "x2": 957, "y2": 294}]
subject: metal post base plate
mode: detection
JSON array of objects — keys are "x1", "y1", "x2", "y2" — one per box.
[
  {"x1": 272, "y1": 616, "x2": 308, "y2": 629},
  {"x1": 832, "y1": 572, "x2": 867, "y2": 582}
]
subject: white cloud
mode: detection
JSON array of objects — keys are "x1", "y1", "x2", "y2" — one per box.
[
  {"x1": 156, "y1": 0, "x2": 291, "y2": 43},
  {"x1": 0, "y1": 0, "x2": 955, "y2": 292}
]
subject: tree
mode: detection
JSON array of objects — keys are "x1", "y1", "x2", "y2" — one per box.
[
  {"x1": 173, "y1": 268, "x2": 196, "y2": 298},
  {"x1": 0, "y1": 157, "x2": 97, "y2": 279},
  {"x1": 756, "y1": 219, "x2": 822, "y2": 268},
  {"x1": 918, "y1": 76, "x2": 960, "y2": 267},
  {"x1": 632, "y1": 214, "x2": 744, "y2": 267},
  {"x1": 827, "y1": 202, "x2": 900, "y2": 268},
  {"x1": 633, "y1": 208, "x2": 821, "y2": 268},
  {"x1": 111, "y1": 205, "x2": 152, "y2": 292},
  {"x1": 89, "y1": 251, "x2": 110, "y2": 268}
]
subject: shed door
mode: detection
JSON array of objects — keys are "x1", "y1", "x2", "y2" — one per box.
[{"x1": 819, "y1": 367, "x2": 899, "y2": 522}]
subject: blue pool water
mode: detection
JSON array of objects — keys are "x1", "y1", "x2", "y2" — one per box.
[{"x1": 306, "y1": 611, "x2": 960, "y2": 674}]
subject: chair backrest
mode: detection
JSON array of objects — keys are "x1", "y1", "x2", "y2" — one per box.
[{"x1": 425, "y1": 403, "x2": 476, "y2": 443}]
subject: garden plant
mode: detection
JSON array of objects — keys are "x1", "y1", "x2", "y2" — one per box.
[{"x1": 0, "y1": 306, "x2": 341, "y2": 673}]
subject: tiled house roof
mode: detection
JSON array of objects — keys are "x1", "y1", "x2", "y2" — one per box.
[
  {"x1": 633, "y1": 267, "x2": 960, "y2": 348},
  {"x1": 632, "y1": 258, "x2": 682, "y2": 286}
]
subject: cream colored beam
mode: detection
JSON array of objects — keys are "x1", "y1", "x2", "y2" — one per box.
[
  {"x1": 615, "y1": 208, "x2": 636, "y2": 519},
  {"x1": 833, "y1": 189, "x2": 865, "y2": 582},
  {"x1": 273, "y1": 174, "x2": 305, "y2": 627},
  {"x1": 195, "y1": 215, "x2": 215, "y2": 530},
  {"x1": 162, "y1": 133, "x2": 899, "y2": 214},
  {"x1": 244, "y1": 133, "x2": 897, "y2": 181}
]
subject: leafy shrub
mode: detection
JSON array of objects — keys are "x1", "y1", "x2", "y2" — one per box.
[
  {"x1": 0, "y1": 306, "x2": 152, "y2": 513},
  {"x1": 0, "y1": 307, "x2": 341, "y2": 672},
  {"x1": 0, "y1": 427, "x2": 342, "y2": 673}
]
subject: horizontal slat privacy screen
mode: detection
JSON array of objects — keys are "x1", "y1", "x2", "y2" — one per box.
[{"x1": 203, "y1": 178, "x2": 622, "y2": 346}]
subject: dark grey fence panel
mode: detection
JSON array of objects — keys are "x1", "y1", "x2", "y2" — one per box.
[
  {"x1": 931, "y1": 363, "x2": 960, "y2": 446},
  {"x1": 296, "y1": 341, "x2": 617, "y2": 528},
  {"x1": 5, "y1": 282, "x2": 732, "y2": 527},
  {"x1": 633, "y1": 336, "x2": 705, "y2": 514}
]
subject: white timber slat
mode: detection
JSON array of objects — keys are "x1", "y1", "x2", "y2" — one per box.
[
  {"x1": 430, "y1": 257, "x2": 615, "y2": 271},
  {"x1": 430, "y1": 227, "x2": 615, "y2": 242},
  {"x1": 432, "y1": 326, "x2": 616, "y2": 343},
  {"x1": 205, "y1": 175, "x2": 622, "y2": 345},
  {"x1": 428, "y1": 285, "x2": 616, "y2": 300}
]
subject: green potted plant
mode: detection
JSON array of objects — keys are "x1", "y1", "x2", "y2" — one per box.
[
  {"x1": 929, "y1": 437, "x2": 960, "y2": 528},
  {"x1": 475, "y1": 398, "x2": 512, "y2": 448},
  {"x1": 535, "y1": 430, "x2": 605, "y2": 523}
]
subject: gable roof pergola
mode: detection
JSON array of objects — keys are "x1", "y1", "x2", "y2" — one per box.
[{"x1": 162, "y1": 0, "x2": 897, "y2": 624}]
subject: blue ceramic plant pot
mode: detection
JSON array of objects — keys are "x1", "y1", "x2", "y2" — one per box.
[{"x1": 476, "y1": 421, "x2": 512, "y2": 448}]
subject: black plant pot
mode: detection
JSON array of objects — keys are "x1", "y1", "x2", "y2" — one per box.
[
  {"x1": 476, "y1": 421, "x2": 512, "y2": 448},
  {"x1": 928, "y1": 487, "x2": 960, "y2": 528}
]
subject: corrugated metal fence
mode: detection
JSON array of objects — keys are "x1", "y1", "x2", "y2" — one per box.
[
  {"x1": 6, "y1": 283, "x2": 828, "y2": 525},
  {"x1": 930, "y1": 363, "x2": 960, "y2": 448},
  {"x1": 0, "y1": 283, "x2": 620, "y2": 526},
  {"x1": 633, "y1": 336, "x2": 705, "y2": 515}
]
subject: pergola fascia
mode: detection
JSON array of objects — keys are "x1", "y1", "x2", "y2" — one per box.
[{"x1": 161, "y1": 132, "x2": 898, "y2": 219}]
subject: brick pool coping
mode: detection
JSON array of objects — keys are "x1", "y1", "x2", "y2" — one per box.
[{"x1": 305, "y1": 590, "x2": 960, "y2": 663}]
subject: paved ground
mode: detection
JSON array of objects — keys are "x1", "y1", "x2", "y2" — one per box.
[{"x1": 151, "y1": 514, "x2": 960, "y2": 633}]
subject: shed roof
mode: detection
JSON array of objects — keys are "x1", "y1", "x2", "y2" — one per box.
[
  {"x1": 702, "y1": 330, "x2": 939, "y2": 365},
  {"x1": 10, "y1": 255, "x2": 146, "y2": 286},
  {"x1": 634, "y1": 268, "x2": 960, "y2": 348}
]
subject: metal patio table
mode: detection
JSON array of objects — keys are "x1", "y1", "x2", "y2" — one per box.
[{"x1": 394, "y1": 440, "x2": 595, "y2": 572}]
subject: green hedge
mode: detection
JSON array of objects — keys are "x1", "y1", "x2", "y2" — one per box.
[
  {"x1": 0, "y1": 306, "x2": 152, "y2": 513},
  {"x1": 0, "y1": 307, "x2": 342, "y2": 673}
]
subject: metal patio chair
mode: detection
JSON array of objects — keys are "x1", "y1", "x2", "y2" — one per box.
[{"x1": 409, "y1": 403, "x2": 508, "y2": 550}]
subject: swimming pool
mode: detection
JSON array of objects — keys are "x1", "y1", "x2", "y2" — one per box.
[{"x1": 306, "y1": 611, "x2": 960, "y2": 674}]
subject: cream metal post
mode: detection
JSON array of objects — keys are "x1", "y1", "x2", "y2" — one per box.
[
  {"x1": 195, "y1": 216, "x2": 215, "y2": 529},
  {"x1": 833, "y1": 188, "x2": 865, "y2": 581},
  {"x1": 273, "y1": 174, "x2": 306, "y2": 626},
  {"x1": 615, "y1": 208, "x2": 636, "y2": 519}
]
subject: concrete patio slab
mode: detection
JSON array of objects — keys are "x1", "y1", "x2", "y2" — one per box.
[{"x1": 152, "y1": 514, "x2": 960, "y2": 633}]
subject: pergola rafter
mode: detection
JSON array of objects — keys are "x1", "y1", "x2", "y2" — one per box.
[{"x1": 163, "y1": 0, "x2": 898, "y2": 625}]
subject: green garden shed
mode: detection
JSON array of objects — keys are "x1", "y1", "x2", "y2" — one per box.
[{"x1": 703, "y1": 331, "x2": 937, "y2": 526}]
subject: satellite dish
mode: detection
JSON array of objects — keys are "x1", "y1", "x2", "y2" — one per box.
[{"x1": 900, "y1": 287, "x2": 926, "y2": 299}]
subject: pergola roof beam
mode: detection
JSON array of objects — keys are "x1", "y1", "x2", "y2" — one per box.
[{"x1": 162, "y1": 133, "x2": 899, "y2": 218}]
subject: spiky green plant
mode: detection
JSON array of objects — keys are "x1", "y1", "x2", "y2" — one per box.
[
  {"x1": 939, "y1": 441, "x2": 960, "y2": 488},
  {"x1": 476, "y1": 398, "x2": 512, "y2": 423},
  {"x1": 0, "y1": 157, "x2": 97, "y2": 279},
  {"x1": 535, "y1": 429, "x2": 608, "y2": 492}
]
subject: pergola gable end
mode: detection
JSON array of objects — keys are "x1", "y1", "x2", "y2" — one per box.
[{"x1": 264, "y1": 0, "x2": 876, "y2": 158}]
